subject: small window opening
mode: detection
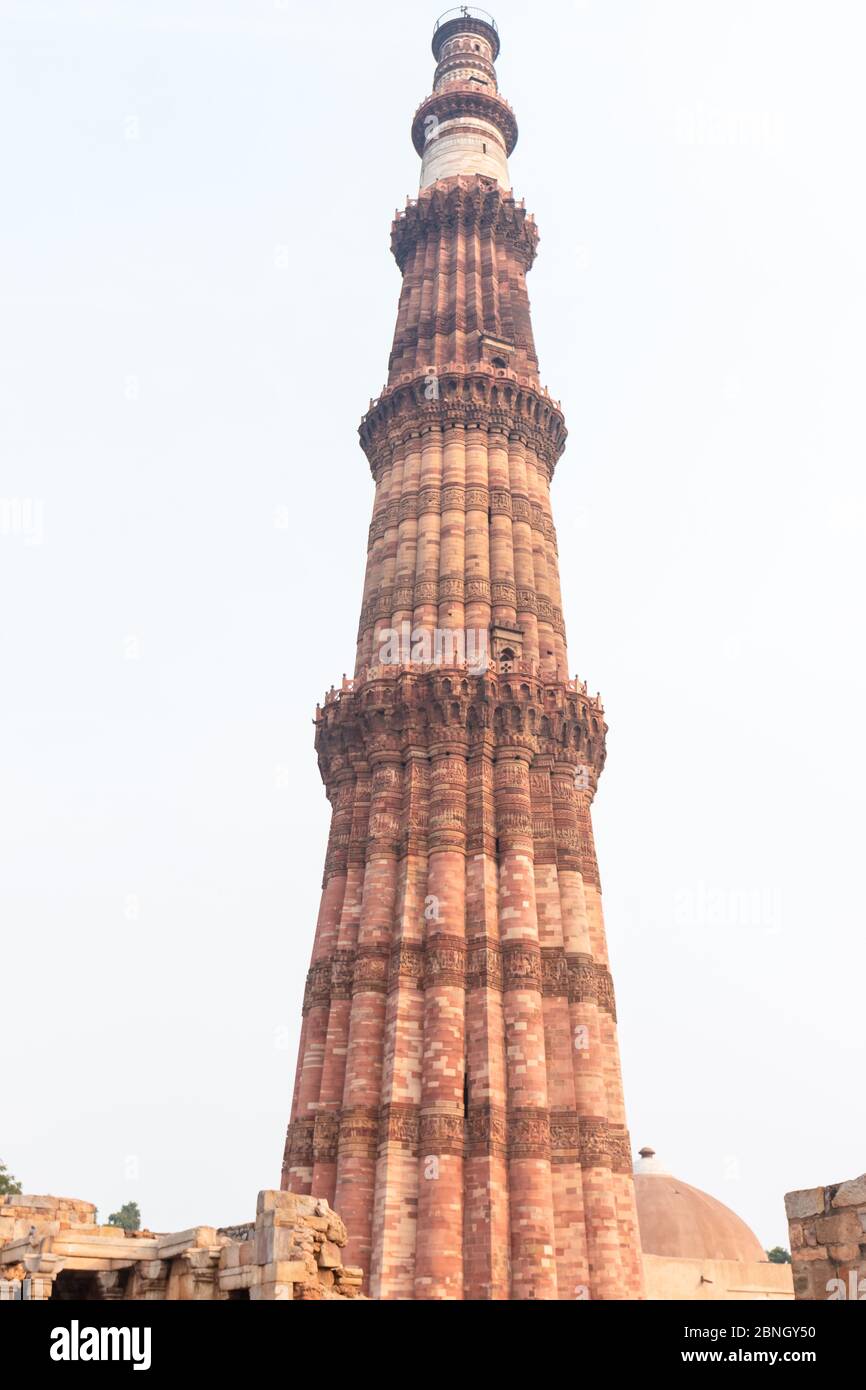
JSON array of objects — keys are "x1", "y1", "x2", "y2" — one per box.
[{"x1": 463, "y1": 1073, "x2": 469, "y2": 1116}]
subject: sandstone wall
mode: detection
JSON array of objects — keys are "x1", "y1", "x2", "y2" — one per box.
[
  {"x1": 785, "y1": 1173, "x2": 866, "y2": 1300},
  {"x1": 220, "y1": 1190, "x2": 364, "y2": 1301},
  {"x1": 643, "y1": 1253, "x2": 792, "y2": 1301},
  {"x1": 0, "y1": 1190, "x2": 365, "y2": 1301},
  {"x1": 0, "y1": 1194, "x2": 97, "y2": 1244}
]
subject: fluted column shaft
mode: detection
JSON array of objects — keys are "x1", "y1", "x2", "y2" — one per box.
[
  {"x1": 310, "y1": 760, "x2": 371, "y2": 1203},
  {"x1": 439, "y1": 425, "x2": 466, "y2": 635},
  {"x1": 370, "y1": 749, "x2": 428, "y2": 1299},
  {"x1": 334, "y1": 753, "x2": 402, "y2": 1284},
  {"x1": 464, "y1": 425, "x2": 491, "y2": 639},
  {"x1": 551, "y1": 764, "x2": 623, "y2": 1298},
  {"x1": 463, "y1": 733, "x2": 510, "y2": 1298},
  {"x1": 509, "y1": 435, "x2": 540, "y2": 664},
  {"x1": 414, "y1": 741, "x2": 468, "y2": 1300},
  {"x1": 578, "y1": 795, "x2": 646, "y2": 1300},
  {"x1": 495, "y1": 747, "x2": 558, "y2": 1300},
  {"x1": 488, "y1": 429, "x2": 517, "y2": 632},
  {"x1": 531, "y1": 756, "x2": 591, "y2": 1297},
  {"x1": 412, "y1": 427, "x2": 443, "y2": 650},
  {"x1": 285, "y1": 770, "x2": 352, "y2": 1193}
]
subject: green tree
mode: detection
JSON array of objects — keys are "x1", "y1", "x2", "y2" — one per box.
[
  {"x1": 0, "y1": 1160, "x2": 22, "y2": 1196},
  {"x1": 107, "y1": 1201, "x2": 141, "y2": 1232},
  {"x1": 766, "y1": 1246, "x2": 792, "y2": 1264}
]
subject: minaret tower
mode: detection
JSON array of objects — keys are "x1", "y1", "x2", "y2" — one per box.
[{"x1": 282, "y1": 8, "x2": 645, "y2": 1301}]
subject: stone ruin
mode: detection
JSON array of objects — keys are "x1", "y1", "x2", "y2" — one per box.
[
  {"x1": 0, "y1": 1189, "x2": 365, "y2": 1301},
  {"x1": 785, "y1": 1171, "x2": 866, "y2": 1301}
]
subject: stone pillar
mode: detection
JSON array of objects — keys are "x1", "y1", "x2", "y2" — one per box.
[
  {"x1": 356, "y1": 465, "x2": 391, "y2": 673},
  {"x1": 578, "y1": 789, "x2": 644, "y2": 1299},
  {"x1": 375, "y1": 441, "x2": 404, "y2": 660},
  {"x1": 287, "y1": 756, "x2": 355, "y2": 1194},
  {"x1": 439, "y1": 424, "x2": 466, "y2": 638},
  {"x1": 551, "y1": 760, "x2": 622, "y2": 1299},
  {"x1": 413, "y1": 426, "x2": 443, "y2": 650},
  {"x1": 535, "y1": 464, "x2": 569, "y2": 676},
  {"x1": 496, "y1": 746, "x2": 558, "y2": 1299},
  {"x1": 391, "y1": 434, "x2": 422, "y2": 637},
  {"x1": 526, "y1": 452, "x2": 557, "y2": 673},
  {"x1": 370, "y1": 747, "x2": 428, "y2": 1299},
  {"x1": 464, "y1": 424, "x2": 492, "y2": 642},
  {"x1": 128, "y1": 1259, "x2": 169, "y2": 1300},
  {"x1": 509, "y1": 434, "x2": 540, "y2": 664},
  {"x1": 311, "y1": 759, "x2": 370, "y2": 1204},
  {"x1": 414, "y1": 738, "x2": 468, "y2": 1300},
  {"x1": 334, "y1": 750, "x2": 402, "y2": 1284},
  {"x1": 488, "y1": 430, "x2": 517, "y2": 631},
  {"x1": 464, "y1": 731, "x2": 510, "y2": 1298},
  {"x1": 532, "y1": 755, "x2": 590, "y2": 1298}
]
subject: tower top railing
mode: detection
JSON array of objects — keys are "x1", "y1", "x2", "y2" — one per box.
[
  {"x1": 433, "y1": 7, "x2": 498, "y2": 38},
  {"x1": 432, "y1": 8, "x2": 500, "y2": 60}
]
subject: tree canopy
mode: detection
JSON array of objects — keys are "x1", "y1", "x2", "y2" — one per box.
[
  {"x1": 0, "y1": 1161, "x2": 22, "y2": 1196},
  {"x1": 107, "y1": 1201, "x2": 142, "y2": 1232}
]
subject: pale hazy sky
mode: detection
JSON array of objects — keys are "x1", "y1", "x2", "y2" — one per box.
[{"x1": 2, "y1": 0, "x2": 864, "y2": 1254}]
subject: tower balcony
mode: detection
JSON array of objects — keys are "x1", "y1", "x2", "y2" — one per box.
[{"x1": 432, "y1": 8, "x2": 500, "y2": 62}]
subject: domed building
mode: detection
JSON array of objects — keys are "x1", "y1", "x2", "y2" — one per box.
[{"x1": 634, "y1": 1148, "x2": 793, "y2": 1300}]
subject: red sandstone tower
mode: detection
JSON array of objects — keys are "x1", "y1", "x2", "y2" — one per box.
[{"x1": 282, "y1": 8, "x2": 644, "y2": 1301}]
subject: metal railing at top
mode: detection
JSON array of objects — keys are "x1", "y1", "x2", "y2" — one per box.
[{"x1": 434, "y1": 7, "x2": 498, "y2": 37}]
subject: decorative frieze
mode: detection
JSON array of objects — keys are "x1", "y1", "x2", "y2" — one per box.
[
  {"x1": 579, "y1": 1116, "x2": 613, "y2": 1170},
  {"x1": 423, "y1": 936, "x2": 467, "y2": 990},
  {"x1": 302, "y1": 960, "x2": 332, "y2": 1015},
  {"x1": 489, "y1": 580, "x2": 517, "y2": 608},
  {"x1": 597, "y1": 967, "x2": 617, "y2": 1020},
  {"x1": 360, "y1": 376, "x2": 567, "y2": 482},
  {"x1": 607, "y1": 1125, "x2": 634, "y2": 1177},
  {"x1": 549, "y1": 1111, "x2": 581, "y2": 1165},
  {"x1": 389, "y1": 941, "x2": 424, "y2": 990},
  {"x1": 287, "y1": 1118, "x2": 315, "y2": 1168},
  {"x1": 378, "y1": 1104, "x2": 420, "y2": 1152},
  {"x1": 419, "y1": 1112, "x2": 466, "y2": 1157},
  {"x1": 465, "y1": 577, "x2": 492, "y2": 603},
  {"x1": 508, "y1": 1108, "x2": 551, "y2": 1160},
  {"x1": 541, "y1": 947, "x2": 568, "y2": 998},
  {"x1": 330, "y1": 950, "x2": 356, "y2": 1001},
  {"x1": 466, "y1": 940, "x2": 503, "y2": 993},
  {"x1": 502, "y1": 941, "x2": 543, "y2": 993},
  {"x1": 312, "y1": 1112, "x2": 340, "y2": 1164},
  {"x1": 352, "y1": 946, "x2": 391, "y2": 996},
  {"x1": 567, "y1": 952, "x2": 598, "y2": 1006},
  {"x1": 338, "y1": 1107, "x2": 379, "y2": 1160},
  {"x1": 466, "y1": 1104, "x2": 508, "y2": 1159},
  {"x1": 391, "y1": 177, "x2": 536, "y2": 274},
  {"x1": 417, "y1": 488, "x2": 442, "y2": 515}
]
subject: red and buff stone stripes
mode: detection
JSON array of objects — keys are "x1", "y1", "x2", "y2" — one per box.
[{"x1": 281, "y1": 12, "x2": 644, "y2": 1301}]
